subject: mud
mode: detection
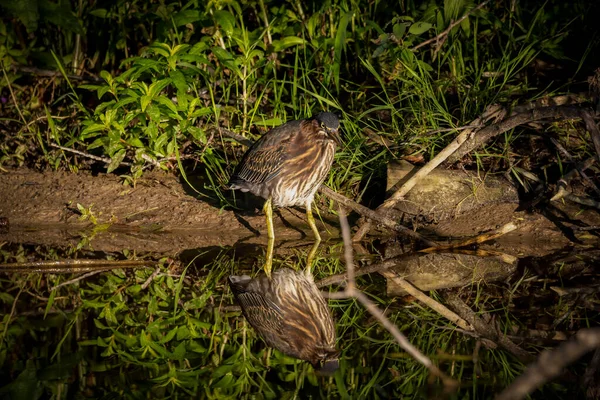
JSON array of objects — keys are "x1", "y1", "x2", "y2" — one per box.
[{"x1": 0, "y1": 169, "x2": 339, "y2": 255}]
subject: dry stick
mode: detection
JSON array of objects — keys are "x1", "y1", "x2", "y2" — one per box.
[
  {"x1": 330, "y1": 208, "x2": 459, "y2": 391},
  {"x1": 2, "y1": 66, "x2": 27, "y2": 125},
  {"x1": 550, "y1": 156, "x2": 597, "y2": 202},
  {"x1": 0, "y1": 285, "x2": 23, "y2": 344},
  {"x1": 411, "y1": 0, "x2": 492, "y2": 52},
  {"x1": 50, "y1": 143, "x2": 133, "y2": 166},
  {"x1": 447, "y1": 105, "x2": 584, "y2": 164},
  {"x1": 319, "y1": 186, "x2": 437, "y2": 246},
  {"x1": 219, "y1": 126, "x2": 437, "y2": 246},
  {"x1": 318, "y1": 254, "x2": 421, "y2": 288},
  {"x1": 419, "y1": 222, "x2": 517, "y2": 253},
  {"x1": 381, "y1": 270, "x2": 473, "y2": 332},
  {"x1": 581, "y1": 110, "x2": 600, "y2": 163},
  {"x1": 51, "y1": 269, "x2": 112, "y2": 291},
  {"x1": 318, "y1": 246, "x2": 517, "y2": 288},
  {"x1": 0, "y1": 259, "x2": 155, "y2": 274},
  {"x1": 141, "y1": 266, "x2": 162, "y2": 290},
  {"x1": 496, "y1": 328, "x2": 600, "y2": 400},
  {"x1": 351, "y1": 104, "x2": 504, "y2": 242},
  {"x1": 550, "y1": 138, "x2": 600, "y2": 196}
]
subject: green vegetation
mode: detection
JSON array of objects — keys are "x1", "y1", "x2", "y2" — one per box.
[{"x1": 1, "y1": 0, "x2": 599, "y2": 398}]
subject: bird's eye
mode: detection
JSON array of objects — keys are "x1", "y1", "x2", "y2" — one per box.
[{"x1": 321, "y1": 122, "x2": 326, "y2": 129}]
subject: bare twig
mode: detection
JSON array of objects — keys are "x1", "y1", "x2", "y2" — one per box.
[
  {"x1": 412, "y1": 0, "x2": 492, "y2": 52},
  {"x1": 2, "y1": 65, "x2": 27, "y2": 126},
  {"x1": 141, "y1": 266, "x2": 162, "y2": 289},
  {"x1": 564, "y1": 193, "x2": 600, "y2": 210},
  {"x1": 319, "y1": 186, "x2": 437, "y2": 246},
  {"x1": 0, "y1": 284, "x2": 23, "y2": 344},
  {"x1": 496, "y1": 328, "x2": 600, "y2": 400},
  {"x1": 550, "y1": 138, "x2": 600, "y2": 196},
  {"x1": 447, "y1": 105, "x2": 584, "y2": 164},
  {"x1": 550, "y1": 157, "x2": 596, "y2": 201},
  {"x1": 318, "y1": 253, "x2": 422, "y2": 288},
  {"x1": 444, "y1": 292, "x2": 533, "y2": 362},
  {"x1": 581, "y1": 110, "x2": 600, "y2": 163},
  {"x1": 218, "y1": 126, "x2": 254, "y2": 147},
  {"x1": 51, "y1": 269, "x2": 111, "y2": 291},
  {"x1": 51, "y1": 143, "x2": 133, "y2": 166}
]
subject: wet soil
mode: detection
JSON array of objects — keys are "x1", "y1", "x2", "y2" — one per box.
[{"x1": 0, "y1": 168, "x2": 339, "y2": 255}]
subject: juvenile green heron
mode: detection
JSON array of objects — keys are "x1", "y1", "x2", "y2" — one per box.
[
  {"x1": 229, "y1": 268, "x2": 339, "y2": 374},
  {"x1": 227, "y1": 112, "x2": 341, "y2": 277}
]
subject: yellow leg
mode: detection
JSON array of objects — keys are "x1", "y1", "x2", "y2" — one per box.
[
  {"x1": 263, "y1": 198, "x2": 275, "y2": 279},
  {"x1": 305, "y1": 201, "x2": 322, "y2": 274}
]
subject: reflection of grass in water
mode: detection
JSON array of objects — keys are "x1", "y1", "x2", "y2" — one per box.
[{"x1": 0, "y1": 243, "x2": 593, "y2": 398}]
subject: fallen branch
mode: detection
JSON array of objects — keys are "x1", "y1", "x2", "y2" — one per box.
[
  {"x1": 581, "y1": 110, "x2": 600, "y2": 163},
  {"x1": 0, "y1": 259, "x2": 156, "y2": 274},
  {"x1": 496, "y1": 328, "x2": 600, "y2": 400},
  {"x1": 353, "y1": 104, "x2": 506, "y2": 241},
  {"x1": 447, "y1": 105, "x2": 584, "y2": 164},
  {"x1": 550, "y1": 156, "x2": 596, "y2": 202},
  {"x1": 142, "y1": 266, "x2": 162, "y2": 289},
  {"x1": 51, "y1": 143, "x2": 133, "y2": 166},
  {"x1": 550, "y1": 138, "x2": 600, "y2": 196}
]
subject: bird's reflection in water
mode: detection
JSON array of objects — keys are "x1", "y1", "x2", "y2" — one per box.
[{"x1": 229, "y1": 268, "x2": 339, "y2": 375}]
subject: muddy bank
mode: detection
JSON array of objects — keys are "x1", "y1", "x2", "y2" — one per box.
[{"x1": 0, "y1": 169, "x2": 339, "y2": 254}]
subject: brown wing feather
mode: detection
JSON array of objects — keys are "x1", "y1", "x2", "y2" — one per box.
[{"x1": 228, "y1": 120, "x2": 302, "y2": 185}]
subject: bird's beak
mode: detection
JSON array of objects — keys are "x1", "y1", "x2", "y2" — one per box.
[
  {"x1": 329, "y1": 129, "x2": 343, "y2": 147},
  {"x1": 315, "y1": 358, "x2": 340, "y2": 376}
]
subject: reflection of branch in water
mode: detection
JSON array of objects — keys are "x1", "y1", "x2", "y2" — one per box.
[
  {"x1": 496, "y1": 328, "x2": 600, "y2": 400},
  {"x1": 317, "y1": 246, "x2": 517, "y2": 288},
  {"x1": 420, "y1": 221, "x2": 517, "y2": 253},
  {"x1": 326, "y1": 207, "x2": 459, "y2": 392}
]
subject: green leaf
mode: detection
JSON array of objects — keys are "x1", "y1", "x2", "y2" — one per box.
[
  {"x1": 89, "y1": 8, "x2": 107, "y2": 18},
  {"x1": 0, "y1": 0, "x2": 40, "y2": 33},
  {"x1": 393, "y1": 23, "x2": 408, "y2": 39},
  {"x1": 155, "y1": 96, "x2": 179, "y2": 116},
  {"x1": 172, "y1": 10, "x2": 201, "y2": 26},
  {"x1": 211, "y1": 47, "x2": 240, "y2": 75},
  {"x1": 39, "y1": 0, "x2": 83, "y2": 34},
  {"x1": 333, "y1": 11, "x2": 354, "y2": 93},
  {"x1": 169, "y1": 70, "x2": 188, "y2": 93},
  {"x1": 106, "y1": 148, "x2": 126, "y2": 173},
  {"x1": 44, "y1": 290, "x2": 57, "y2": 319},
  {"x1": 214, "y1": 10, "x2": 236, "y2": 36},
  {"x1": 409, "y1": 22, "x2": 433, "y2": 36},
  {"x1": 272, "y1": 36, "x2": 306, "y2": 52}
]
